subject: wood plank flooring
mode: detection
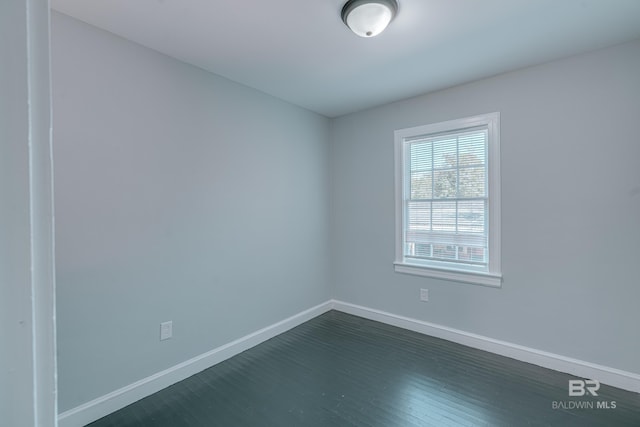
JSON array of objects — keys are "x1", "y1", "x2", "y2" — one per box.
[{"x1": 87, "y1": 310, "x2": 640, "y2": 426}]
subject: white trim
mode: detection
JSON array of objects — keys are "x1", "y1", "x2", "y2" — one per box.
[
  {"x1": 57, "y1": 301, "x2": 333, "y2": 427},
  {"x1": 394, "y1": 262, "x2": 502, "y2": 287},
  {"x1": 486, "y1": 112, "x2": 501, "y2": 276},
  {"x1": 29, "y1": 2, "x2": 58, "y2": 425},
  {"x1": 394, "y1": 113, "x2": 502, "y2": 285},
  {"x1": 331, "y1": 300, "x2": 640, "y2": 394}
]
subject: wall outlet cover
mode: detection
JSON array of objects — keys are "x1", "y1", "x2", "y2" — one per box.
[{"x1": 160, "y1": 321, "x2": 173, "y2": 340}]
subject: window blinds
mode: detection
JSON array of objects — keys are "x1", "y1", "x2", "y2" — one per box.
[{"x1": 405, "y1": 127, "x2": 488, "y2": 267}]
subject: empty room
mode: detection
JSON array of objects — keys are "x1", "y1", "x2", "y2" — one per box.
[{"x1": 2, "y1": 1, "x2": 640, "y2": 426}]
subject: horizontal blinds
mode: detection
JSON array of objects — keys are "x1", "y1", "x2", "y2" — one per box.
[{"x1": 405, "y1": 127, "x2": 488, "y2": 266}]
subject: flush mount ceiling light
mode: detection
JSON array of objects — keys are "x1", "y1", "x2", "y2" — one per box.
[{"x1": 341, "y1": 0, "x2": 398, "y2": 38}]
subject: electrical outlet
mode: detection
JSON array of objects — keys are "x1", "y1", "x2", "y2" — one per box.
[
  {"x1": 160, "y1": 321, "x2": 173, "y2": 341},
  {"x1": 420, "y1": 288, "x2": 429, "y2": 302}
]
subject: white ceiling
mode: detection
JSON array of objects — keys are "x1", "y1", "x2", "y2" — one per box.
[{"x1": 51, "y1": 0, "x2": 640, "y2": 118}]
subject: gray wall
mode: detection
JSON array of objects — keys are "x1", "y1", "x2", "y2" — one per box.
[
  {"x1": 52, "y1": 12, "x2": 330, "y2": 412},
  {"x1": 330, "y1": 39, "x2": 640, "y2": 375}
]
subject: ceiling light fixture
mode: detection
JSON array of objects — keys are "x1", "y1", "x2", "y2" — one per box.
[{"x1": 341, "y1": 0, "x2": 398, "y2": 38}]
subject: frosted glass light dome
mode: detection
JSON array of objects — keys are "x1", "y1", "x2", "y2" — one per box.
[{"x1": 341, "y1": 0, "x2": 398, "y2": 38}]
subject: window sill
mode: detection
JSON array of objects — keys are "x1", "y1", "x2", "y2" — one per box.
[{"x1": 394, "y1": 262, "x2": 502, "y2": 288}]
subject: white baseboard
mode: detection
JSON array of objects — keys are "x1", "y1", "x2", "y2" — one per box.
[
  {"x1": 57, "y1": 300, "x2": 333, "y2": 427},
  {"x1": 331, "y1": 300, "x2": 640, "y2": 394}
]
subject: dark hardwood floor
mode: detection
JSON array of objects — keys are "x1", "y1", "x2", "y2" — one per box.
[{"x1": 88, "y1": 310, "x2": 640, "y2": 426}]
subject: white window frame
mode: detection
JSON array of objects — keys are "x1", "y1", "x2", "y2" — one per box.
[{"x1": 394, "y1": 113, "x2": 502, "y2": 287}]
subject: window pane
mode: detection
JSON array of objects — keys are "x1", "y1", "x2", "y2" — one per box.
[
  {"x1": 414, "y1": 243, "x2": 432, "y2": 258},
  {"x1": 410, "y1": 171, "x2": 432, "y2": 199},
  {"x1": 457, "y1": 246, "x2": 486, "y2": 263},
  {"x1": 433, "y1": 169, "x2": 456, "y2": 198},
  {"x1": 433, "y1": 244, "x2": 456, "y2": 261},
  {"x1": 433, "y1": 137, "x2": 457, "y2": 169},
  {"x1": 432, "y1": 201, "x2": 456, "y2": 231},
  {"x1": 459, "y1": 166, "x2": 485, "y2": 198},
  {"x1": 410, "y1": 141, "x2": 432, "y2": 171},
  {"x1": 407, "y1": 201, "x2": 431, "y2": 230},
  {"x1": 458, "y1": 200, "x2": 485, "y2": 233},
  {"x1": 458, "y1": 132, "x2": 486, "y2": 166}
]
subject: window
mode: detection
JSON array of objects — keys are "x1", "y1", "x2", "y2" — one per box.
[{"x1": 394, "y1": 113, "x2": 502, "y2": 287}]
